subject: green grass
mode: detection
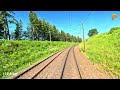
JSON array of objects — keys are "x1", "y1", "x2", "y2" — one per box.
[
  {"x1": 0, "y1": 40, "x2": 78, "y2": 79},
  {"x1": 80, "y1": 27, "x2": 120, "y2": 78}
]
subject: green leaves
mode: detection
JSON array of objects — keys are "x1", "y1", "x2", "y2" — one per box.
[
  {"x1": 0, "y1": 11, "x2": 17, "y2": 40},
  {"x1": 109, "y1": 27, "x2": 120, "y2": 34},
  {"x1": 14, "y1": 19, "x2": 23, "y2": 40},
  {"x1": 88, "y1": 28, "x2": 99, "y2": 37},
  {"x1": 28, "y1": 11, "x2": 82, "y2": 42}
]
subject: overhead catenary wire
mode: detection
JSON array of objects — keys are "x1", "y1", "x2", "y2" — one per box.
[
  {"x1": 67, "y1": 11, "x2": 93, "y2": 43},
  {"x1": 82, "y1": 11, "x2": 93, "y2": 24}
]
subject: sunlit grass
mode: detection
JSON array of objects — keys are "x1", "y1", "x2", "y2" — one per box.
[
  {"x1": 80, "y1": 28, "x2": 120, "y2": 78},
  {"x1": 0, "y1": 40, "x2": 78, "y2": 79}
]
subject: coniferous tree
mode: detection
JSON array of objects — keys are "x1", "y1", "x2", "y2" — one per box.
[
  {"x1": 19, "y1": 20, "x2": 23, "y2": 39},
  {"x1": 14, "y1": 21, "x2": 20, "y2": 40},
  {"x1": 0, "y1": 11, "x2": 16, "y2": 40}
]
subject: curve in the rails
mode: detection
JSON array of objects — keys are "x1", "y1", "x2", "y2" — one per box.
[
  {"x1": 11, "y1": 47, "x2": 70, "y2": 79},
  {"x1": 33, "y1": 47, "x2": 73, "y2": 79},
  {"x1": 11, "y1": 45, "x2": 108, "y2": 79}
]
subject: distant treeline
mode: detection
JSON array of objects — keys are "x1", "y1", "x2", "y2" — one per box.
[{"x1": 0, "y1": 11, "x2": 82, "y2": 42}]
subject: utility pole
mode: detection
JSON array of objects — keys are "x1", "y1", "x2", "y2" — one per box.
[
  {"x1": 82, "y1": 23, "x2": 85, "y2": 52},
  {"x1": 49, "y1": 31, "x2": 51, "y2": 42},
  {"x1": 81, "y1": 11, "x2": 92, "y2": 52}
]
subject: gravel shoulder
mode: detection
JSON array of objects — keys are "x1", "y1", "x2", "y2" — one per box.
[{"x1": 74, "y1": 45, "x2": 110, "y2": 79}]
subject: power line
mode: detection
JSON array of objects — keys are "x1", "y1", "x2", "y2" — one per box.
[{"x1": 82, "y1": 11, "x2": 93, "y2": 24}]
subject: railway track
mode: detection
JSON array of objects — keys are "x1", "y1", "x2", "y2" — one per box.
[
  {"x1": 11, "y1": 46, "x2": 82, "y2": 79},
  {"x1": 61, "y1": 46, "x2": 82, "y2": 79}
]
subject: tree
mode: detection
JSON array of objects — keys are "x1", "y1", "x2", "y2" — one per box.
[
  {"x1": 14, "y1": 21, "x2": 20, "y2": 40},
  {"x1": 51, "y1": 25, "x2": 58, "y2": 41},
  {"x1": 0, "y1": 11, "x2": 16, "y2": 40},
  {"x1": 14, "y1": 20, "x2": 23, "y2": 40},
  {"x1": 0, "y1": 23, "x2": 4, "y2": 39},
  {"x1": 27, "y1": 11, "x2": 82, "y2": 42},
  {"x1": 41, "y1": 19, "x2": 48, "y2": 40},
  {"x1": 60, "y1": 30, "x2": 66, "y2": 41},
  {"x1": 29, "y1": 11, "x2": 36, "y2": 40},
  {"x1": 66, "y1": 33, "x2": 71, "y2": 42},
  {"x1": 22, "y1": 31, "x2": 29, "y2": 40},
  {"x1": 19, "y1": 20, "x2": 23, "y2": 39},
  {"x1": 29, "y1": 11, "x2": 41, "y2": 40},
  {"x1": 88, "y1": 29, "x2": 98, "y2": 37},
  {"x1": 45, "y1": 22, "x2": 51, "y2": 41},
  {"x1": 78, "y1": 36, "x2": 82, "y2": 42},
  {"x1": 109, "y1": 27, "x2": 120, "y2": 34},
  {"x1": 26, "y1": 24, "x2": 32, "y2": 40},
  {"x1": 10, "y1": 32, "x2": 15, "y2": 40}
]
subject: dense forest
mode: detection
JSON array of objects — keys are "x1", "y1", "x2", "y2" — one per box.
[{"x1": 0, "y1": 11, "x2": 82, "y2": 42}]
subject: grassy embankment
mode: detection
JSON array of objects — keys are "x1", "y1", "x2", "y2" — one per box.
[
  {"x1": 0, "y1": 40, "x2": 78, "y2": 79},
  {"x1": 80, "y1": 27, "x2": 120, "y2": 78}
]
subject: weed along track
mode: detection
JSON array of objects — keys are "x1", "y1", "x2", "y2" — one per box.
[{"x1": 11, "y1": 46, "x2": 110, "y2": 79}]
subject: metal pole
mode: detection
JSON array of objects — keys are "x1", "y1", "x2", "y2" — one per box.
[
  {"x1": 82, "y1": 23, "x2": 85, "y2": 52},
  {"x1": 49, "y1": 31, "x2": 51, "y2": 42},
  {"x1": 81, "y1": 11, "x2": 92, "y2": 52}
]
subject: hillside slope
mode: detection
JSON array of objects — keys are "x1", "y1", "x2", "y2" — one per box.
[
  {"x1": 0, "y1": 40, "x2": 78, "y2": 79},
  {"x1": 80, "y1": 27, "x2": 120, "y2": 78}
]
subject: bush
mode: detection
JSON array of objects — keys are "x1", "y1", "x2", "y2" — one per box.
[{"x1": 109, "y1": 27, "x2": 120, "y2": 34}]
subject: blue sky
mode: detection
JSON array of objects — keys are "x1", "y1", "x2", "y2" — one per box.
[{"x1": 9, "y1": 11, "x2": 120, "y2": 39}]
